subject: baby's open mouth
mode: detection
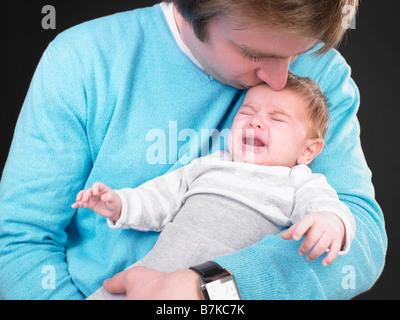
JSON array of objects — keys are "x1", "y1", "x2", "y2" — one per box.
[{"x1": 243, "y1": 137, "x2": 266, "y2": 148}]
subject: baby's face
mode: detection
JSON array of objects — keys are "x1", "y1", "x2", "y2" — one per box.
[{"x1": 228, "y1": 84, "x2": 315, "y2": 167}]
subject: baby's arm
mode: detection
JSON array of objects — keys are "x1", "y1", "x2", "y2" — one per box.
[
  {"x1": 71, "y1": 182, "x2": 122, "y2": 221},
  {"x1": 281, "y1": 211, "x2": 345, "y2": 266},
  {"x1": 72, "y1": 160, "x2": 193, "y2": 232},
  {"x1": 285, "y1": 167, "x2": 356, "y2": 266}
]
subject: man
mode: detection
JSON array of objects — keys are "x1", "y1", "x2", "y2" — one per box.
[{"x1": 0, "y1": 0, "x2": 386, "y2": 299}]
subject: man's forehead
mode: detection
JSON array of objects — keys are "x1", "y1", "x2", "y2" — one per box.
[{"x1": 215, "y1": 16, "x2": 318, "y2": 58}]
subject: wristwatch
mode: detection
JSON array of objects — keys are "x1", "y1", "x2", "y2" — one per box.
[{"x1": 189, "y1": 261, "x2": 241, "y2": 300}]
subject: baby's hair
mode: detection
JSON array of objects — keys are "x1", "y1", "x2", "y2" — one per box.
[{"x1": 284, "y1": 73, "x2": 329, "y2": 140}]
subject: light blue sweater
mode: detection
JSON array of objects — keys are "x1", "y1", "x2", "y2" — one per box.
[{"x1": 0, "y1": 4, "x2": 387, "y2": 300}]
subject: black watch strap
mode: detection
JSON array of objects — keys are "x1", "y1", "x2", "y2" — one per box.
[
  {"x1": 189, "y1": 261, "x2": 231, "y2": 282},
  {"x1": 190, "y1": 261, "x2": 241, "y2": 300}
]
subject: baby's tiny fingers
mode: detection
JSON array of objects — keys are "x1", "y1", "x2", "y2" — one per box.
[
  {"x1": 92, "y1": 182, "x2": 110, "y2": 196},
  {"x1": 306, "y1": 233, "x2": 331, "y2": 261},
  {"x1": 75, "y1": 190, "x2": 83, "y2": 201},
  {"x1": 293, "y1": 215, "x2": 315, "y2": 241},
  {"x1": 76, "y1": 190, "x2": 85, "y2": 201},
  {"x1": 322, "y1": 240, "x2": 341, "y2": 266},
  {"x1": 101, "y1": 192, "x2": 113, "y2": 202},
  {"x1": 82, "y1": 188, "x2": 94, "y2": 202},
  {"x1": 91, "y1": 182, "x2": 100, "y2": 196},
  {"x1": 71, "y1": 201, "x2": 84, "y2": 209},
  {"x1": 281, "y1": 225, "x2": 295, "y2": 240},
  {"x1": 298, "y1": 226, "x2": 323, "y2": 256}
]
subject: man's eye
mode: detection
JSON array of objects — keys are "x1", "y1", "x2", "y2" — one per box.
[{"x1": 242, "y1": 51, "x2": 262, "y2": 62}]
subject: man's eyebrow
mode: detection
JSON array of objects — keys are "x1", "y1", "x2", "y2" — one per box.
[{"x1": 234, "y1": 42, "x2": 314, "y2": 59}]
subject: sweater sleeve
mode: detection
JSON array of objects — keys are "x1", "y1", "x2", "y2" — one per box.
[
  {"x1": 0, "y1": 36, "x2": 91, "y2": 299},
  {"x1": 107, "y1": 164, "x2": 189, "y2": 231},
  {"x1": 214, "y1": 48, "x2": 387, "y2": 300}
]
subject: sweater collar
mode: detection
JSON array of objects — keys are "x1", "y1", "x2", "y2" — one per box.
[{"x1": 159, "y1": 2, "x2": 205, "y2": 71}]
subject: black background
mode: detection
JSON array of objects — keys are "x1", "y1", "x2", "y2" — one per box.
[{"x1": 1, "y1": 0, "x2": 399, "y2": 300}]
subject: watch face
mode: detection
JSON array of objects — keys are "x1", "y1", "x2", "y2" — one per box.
[{"x1": 205, "y1": 276, "x2": 241, "y2": 300}]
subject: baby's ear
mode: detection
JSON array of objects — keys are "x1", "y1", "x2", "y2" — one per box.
[{"x1": 296, "y1": 138, "x2": 324, "y2": 165}]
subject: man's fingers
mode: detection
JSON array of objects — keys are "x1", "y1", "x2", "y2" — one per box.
[{"x1": 103, "y1": 271, "x2": 127, "y2": 294}]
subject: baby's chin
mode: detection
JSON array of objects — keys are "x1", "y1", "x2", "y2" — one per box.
[
  {"x1": 228, "y1": 137, "x2": 270, "y2": 165},
  {"x1": 231, "y1": 152, "x2": 263, "y2": 165}
]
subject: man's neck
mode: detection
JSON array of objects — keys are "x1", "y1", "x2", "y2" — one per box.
[{"x1": 160, "y1": 2, "x2": 204, "y2": 70}]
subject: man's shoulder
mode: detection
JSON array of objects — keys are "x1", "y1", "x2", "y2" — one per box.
[
  {"x1": 290, "y1": 44, "x2": 351, "y2": 87},
  {"x1": 50, "y1": 5, "x2": 163, "y2": 54}
]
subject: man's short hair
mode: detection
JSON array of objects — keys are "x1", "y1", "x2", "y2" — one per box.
[{"x1": 165, "y1": 0, "x2": 358, "y2": 54}]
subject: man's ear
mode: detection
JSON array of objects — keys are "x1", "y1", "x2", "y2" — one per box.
[{"x1": 296, "y1": 138, "x2": 324, "y2": 165}]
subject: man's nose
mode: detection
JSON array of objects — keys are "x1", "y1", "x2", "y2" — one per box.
[{"x1": 256, "y1": 58, "x2": 290, "y2": 90}]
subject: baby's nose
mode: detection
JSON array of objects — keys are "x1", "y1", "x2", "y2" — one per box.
[{"x1": 250, "y1": 117, "x2": 265, "y2": 130}]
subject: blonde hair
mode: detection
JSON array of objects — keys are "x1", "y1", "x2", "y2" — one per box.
[
  {"x1": 164, "y1": 0, "x2": 358, "y2": 54},
  {"x1": 284, "y1": 73, "x2": 329, "y2": 139}
]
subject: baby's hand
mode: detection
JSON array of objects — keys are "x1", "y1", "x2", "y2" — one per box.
[
  {"x1": 71, "y1": 182, "x2": 122, "y2": 221},
  {"x1": 281, "y1": 211, "x2": 345, "y2": 266}
]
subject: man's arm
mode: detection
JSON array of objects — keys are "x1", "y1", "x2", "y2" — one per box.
[{"x1": 0, "y1": 36, "x2": 91, "y2": 299}]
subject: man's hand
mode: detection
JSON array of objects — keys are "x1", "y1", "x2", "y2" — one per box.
[
  {"x1": 281, "y1": 211, "x2": 345, "y2": 266},
  {"x1": 103, "y1": 266, "x2": 204, "y2": 300}
]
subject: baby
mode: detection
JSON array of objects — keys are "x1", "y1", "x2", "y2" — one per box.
[{"x1": 72, "y1": 74, "x2": 355, "y2": 299}]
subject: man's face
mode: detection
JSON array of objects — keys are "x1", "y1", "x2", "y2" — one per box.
[
  {"x1": 179, "y1": 13, "x2": 317, "y2": 90},
  {"x1": 228, "y1": 85, "x2": 314, "y2": 167}
]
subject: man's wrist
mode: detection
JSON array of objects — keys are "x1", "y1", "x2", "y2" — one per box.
[{"x1": 185, "y1": 269, "x2": 205, "y2": 300}]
